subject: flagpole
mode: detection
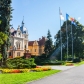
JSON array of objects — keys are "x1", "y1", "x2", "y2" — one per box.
[
  {"x1": 59, "y1": 7, "x2": 62, "y2": 61},
  {"x1": 66, "y1": 19, "x2": 68, "y2": 61},
  {"x1": 71, "y1": 22, "x2": 74, "y2": 61}
]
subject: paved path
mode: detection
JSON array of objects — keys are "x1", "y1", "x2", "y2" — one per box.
[
  {"x1": 48, "y1": 65, "x2": 75, "y2": 70},
  {"x1": 37, "y1": 65, "x2": 75, "y2": 70},
  {"x1": 27, "y1": 65, "x2": 84, "y2": 84}
]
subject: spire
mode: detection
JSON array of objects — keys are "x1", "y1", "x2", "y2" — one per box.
[
  {"x1": 20, "y1": 16, "x2": 25, "y2": 33},
  {"x1": 22, "y1": 16, "x2": 24, "y2": 25}
]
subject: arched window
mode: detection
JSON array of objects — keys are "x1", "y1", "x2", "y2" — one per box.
[{"x1": 16, "y1": 41, "x2": 20, "y2": 49}]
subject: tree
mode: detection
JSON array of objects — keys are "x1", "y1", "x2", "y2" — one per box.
[
  {"x1": 0, "y1": 0, "x2": 13, "y2": 63},
  {"x1": 44, "y1": 30, "x2": 53, "y2": 57},
  {"x1": 0, "y1": 32, "x2": 8, "y2": 65},
  {"x1": 0, "y1": 32, "x2": 8, "y2": 46},
  {"x1": 55, "y1": 20, "x2": 84, "y2": 60}
]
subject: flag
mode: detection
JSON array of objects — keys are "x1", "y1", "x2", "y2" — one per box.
[
  {"x1": 66, "y1": 13, "x2": 76, "y2": 26},
  {"x1": 66, "y1": 13, "x2": 69, "y2": 20},
  {"x1": 59, "y1": 8, "x2": 64, "y2": 20},
  {"x1": 71, "y1": 20, "x2": 77, "y2": 26},
  {"x1": 66, "y1": 13, "x2": 74, "y2": 21},
  {"x1": 71, "y1": 18, "x2": 76, "y2": 26}
]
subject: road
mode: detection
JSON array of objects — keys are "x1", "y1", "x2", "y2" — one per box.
[{"x1": 27, "y1": 65, "x2": 84, "y2": 84}]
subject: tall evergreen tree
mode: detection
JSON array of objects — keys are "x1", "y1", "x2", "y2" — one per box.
[
  {"x1": 0, "y1": 0, "x2": 13, "y2": 62},
  {"x1": 44, "y1": 30, "x2": 53, "y2": 57}
]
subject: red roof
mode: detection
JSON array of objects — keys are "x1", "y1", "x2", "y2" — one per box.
[
  {"x1": 28, "y1": 36, "x2": 46, "y2": 46},
  {"x1": 28, "y1": 41, "x2": 34, "y2": 46}
]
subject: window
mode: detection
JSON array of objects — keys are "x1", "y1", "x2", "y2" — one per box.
[
  {"x1": 17, "y1": 52, "x2": 20, "y2": 56},
  {"x1": 25, "y1": 45, "x2": 26, "y2": 49},
  {"x1": 18, "y1": 32, "x2": 21, "y2": 37},
  {"x1": 35, "y1": 49, "x2": 36, "y2": 52},
  {"x1": 16, "y1": 42, "x2": 20, "y2": 49},
  {"x1": 19, "y1": 44, "x2": 20, "y2": 49},
  {"x1": 18, "y1": 32, "x2": 20, "y2": 35},
  {"x1": 9, "y1": 52, "x2": 11, "y2": 56}
]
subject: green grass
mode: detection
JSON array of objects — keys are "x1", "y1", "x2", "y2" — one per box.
[
  {"x1": 74, "y1": 61, "x2": 84, "y2": 66},
  {"x1": 0, "y1": 70, "x2": 60, "y2": 84},
  {"x1": 63, "y1": 61, "x2": 84, "y2": 66}
]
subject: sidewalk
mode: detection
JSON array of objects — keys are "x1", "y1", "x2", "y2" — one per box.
[
  {"x1": 49, "y1": 65, "x2": 75, "y2": 70},
  {"x1": 38, "y1": 65, "x2": 75, "y2": 70},
  {"x1": 27, "y1": 65, "x2": 84, "y2": 84}
]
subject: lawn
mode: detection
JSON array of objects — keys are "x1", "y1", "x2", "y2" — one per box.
[
  {"x1": 74, "y1": 61, "x2": 84, "y2": 66},
  {"x1": 0, "y1": 70, "x2": 60, "y2": 84}
]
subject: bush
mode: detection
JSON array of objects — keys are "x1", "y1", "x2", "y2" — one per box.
[
  {"x1": 66, "y1": 63, "x2": 74, "y2": 66},
  {"x1": 68, "y1": 58, "x2": 72, "y2": 61},
  {"x1": 73, "y1": 58, "x2": 81, "y2": 63},
  {"x1": 0, "y1": 69, "x2": 30, "y2": 73},
  {"x1": 6, "y1": 58, "x2": 36, "y2": 69},
  {"x1": 40, "y1": 61, "x2": 65, "y2": 65}
]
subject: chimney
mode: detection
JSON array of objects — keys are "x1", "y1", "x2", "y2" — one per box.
[{"x1": 39, "y1": 38, "x2": 41, "y2": 41}]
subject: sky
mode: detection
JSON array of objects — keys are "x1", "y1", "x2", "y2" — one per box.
[{"x1": 11, "y1": 0, "x2": 84, "y2": 42}]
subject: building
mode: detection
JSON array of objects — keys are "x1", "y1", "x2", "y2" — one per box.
[
  {"x1": 9, "y1": 20, "x2": 28, "y2": 58},
  {"x1": 28, "y1": 36, "x2": 46, "y2": 56}
]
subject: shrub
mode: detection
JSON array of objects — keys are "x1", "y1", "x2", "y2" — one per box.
[
  {"x1": 66, "y1": 63, "x2": 74, "y2": 66},
  {"x1": 11, "y1": 69, "x2": 20, "y2": 73},
  {"x1": 20, "y1": 69, "x2": 30, "y2": 73},
  {"x1": 0, "y1": 69, "x2": 30, "y2": 73},
  {"x1": 6, "y1": 58, "x2": 36, "y2": 69},
  {"x1": 40, "y1": 61, "x2": 65, "y2": 65},
  {"x1": 73, "y1": 58, "x2": 81, "y2": 63},
  {"x1": 31, "y1": 66, "x2": 52, "y2": 72}
]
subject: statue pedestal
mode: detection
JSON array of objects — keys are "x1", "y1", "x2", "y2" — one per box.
[{"x1": 24, "y1": 53, "x2": 31, "y2": 59}]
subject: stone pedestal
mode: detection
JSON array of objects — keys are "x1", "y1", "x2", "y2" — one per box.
[{"x1": 24, "y1": 53, "x2": 31, "y2": 59}]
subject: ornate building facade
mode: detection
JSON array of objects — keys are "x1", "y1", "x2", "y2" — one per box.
[{"x1": 9, "y1": 20, "x2": 28, "y2": 58}]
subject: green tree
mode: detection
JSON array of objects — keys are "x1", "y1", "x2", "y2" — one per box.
[
  {"x1": 55, "y1": 20, "x2": 84, "y2": 60},
  {"x1": 0, "y1": 32, "x2": 8, "y2": 46},
  {"x1": 0, "y1": 32, "x2": 8, "y2": 66},
  {"x1": 44, "y1": 30, "x2": 53, "y2": 57},
  {"x1": 0, "y1": 0, "x2": 13, "y2": 62},
  {"x1": 73, "y1": 22, "x2": 84, "y2": 58}
]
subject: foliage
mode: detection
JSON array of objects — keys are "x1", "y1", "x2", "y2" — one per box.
[
  {"x1": 0, "y1": 66, "x2": 51, "y2": 73},
  {"x1": 0, "y1": 69, "x2": 30, "y2": 73},
  {"x1": 54, "y1": 20, "x2": 84, "y2": 60},
  {"x1": 65, "y1": 63, "x2": 74, "y2": 66},
  {"x1": 0, "y1": 53, "x2": 2, "y2": 60},
  {"x1": 35, "y1": 66, "x2": 51, "y2": 71},
  {"x1": 0, "y1": 32, "x2": 8, "y2": 46},
  {"x1": 73, "y1": 58, "x2": 81, "y2": 63},
  {"x1": 0, "y1": 0, "x2": 13, "y2": 62},
  {"x1": 34, "y1": 55, "x2": 48, "y2": 65},
  {"x1": 0, "y1": 70, "x2": 60, "y2": 84},
  {"x1": 34, "y1": 56, "x2": 65, "y2": 65},
  {"x1": 6, "y1": 58, "x2": 36, "y2": 69},
  {"x1": 74, "y1": 61, "x2": 84, "y2": 66},
  {"x1": 44, "y1": 30, "x2": 53, "y2": 57},
  {"x1": 40, "y1": 60, "x2": 65, "y2": 65}
]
